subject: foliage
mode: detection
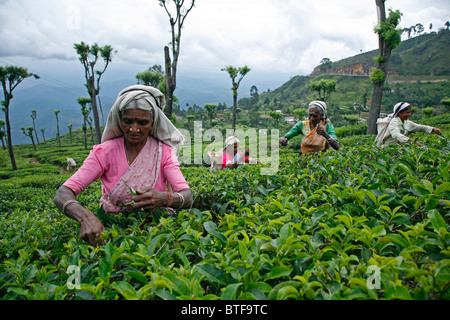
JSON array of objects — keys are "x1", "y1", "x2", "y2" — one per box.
[
  {"x1": 0, "y1": 120, "x2": 449, "y2": 300},
  {"x1": 370, "y1": 67, "x2": 386, "y2": 84},
  {"x1": 309, "y1": 79, "x2": 337, "y2": 102},
  {"x1": 374, "y1": 9, "x2": 403, "y2": 50}
]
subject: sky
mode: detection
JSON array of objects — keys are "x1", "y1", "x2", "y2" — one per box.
[{"x1": 0, "y1": 0, "x2": 449, "y2": 88}]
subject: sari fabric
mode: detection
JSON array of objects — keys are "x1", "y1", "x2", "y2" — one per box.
[
  {"x1": 63, "y1": 136, "x2": 188, "y2": 213},
  {"x1": 100, "y1": 136, "x2": 162, "y2": 213}
]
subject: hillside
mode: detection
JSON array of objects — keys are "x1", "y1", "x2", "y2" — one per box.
[
  {"x1": 238, "y1": 30, "x2": 450, "y2": 127},
  {"x1": 310, "y1": 30, "x2": 450, "y2": 77}
]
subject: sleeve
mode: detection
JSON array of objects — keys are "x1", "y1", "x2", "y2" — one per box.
[
  {"x1": 284, "y1": 121, "x2": 303, "y2": 140},
  {"x1": 162, "y1": 145, "x2": 190, "y2": 192},
  {"x1": 387, "y1": 118, "x2": 409, "y2": 144},
  {"x1": 62, "y1": 146, "x2": 105, "y2": 195},
  {"x1": 406, "y1": 120, "x2": 433, "y2": 134},
  {"x1": 326, "y1": 122, "x2": 338, "y2": 140}
]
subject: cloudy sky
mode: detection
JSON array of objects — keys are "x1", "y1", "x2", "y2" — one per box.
[{"x1": 1, "y1": 0, "x2": 449, "y2": 86}]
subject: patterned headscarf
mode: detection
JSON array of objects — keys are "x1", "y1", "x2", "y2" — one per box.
[{"x1": 101, "y1": 85, "x2": 184, "y2": 148}]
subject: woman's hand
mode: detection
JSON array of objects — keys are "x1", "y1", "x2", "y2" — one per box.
[
  {"x1": 316, "y1": 124, "x2": 328, "y2": 137},
  {"x1": 432, "y1": 127, "x2": 442, "y2": 135},
  {"x1": 279, "y1": 136, "x2": 288, "y2": 146},
  {"x1": 79, "y1": 215, "x2": 105, "y2": 246},
  {"x1": 132, "y1": 187, "x2": 168, "y2": 211},
  {"x1": 54, "y1": 185, "x2": 105, "y2": 246}
]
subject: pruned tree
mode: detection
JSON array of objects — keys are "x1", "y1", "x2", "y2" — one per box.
[
  {"x1": 21, "y1": 126, "x2": 36, "y2": 151},
  {"x1": 158, "y1": 0, "x2": 195, "y2": 118},
  {"x1": 367, "y1": 1, "x2": 402, "y2": 135},
  {"x1": 0, "y1": 65, "x2": 39, "y2": 170},
  {"x1": 74, "y1": 41, "x2": 115, "y2": 144},
  {"x1": 310, "y1": 79, "x2": 337, "y2": 102},
  {"x1": 136, "y1": 64, "x2": 164, "y2": 87},
  {"x1": 54, "y1": 110, "x2": 61, "y2": 147},
  {"x1": 68, "y1": 123, "x2": 73, "y2": 145},
  {"x1": 204, "y1": 103, "x2": 217, "y2": 131},
  {"x1": 269, "y1": 111, "x2": 282, "y2": 127},
  {"x1": 30, "y1": 110, "x2": 40, "y2": 145},
  {"x1": 77, "y1": 97, "x2": 92, "y2": 150},
  {"x1": 0, "y1": 119, "x2": 7, "y2": 150},
  {"x1": 221, "y1": 65, "x2": 251, "y2": 132},
  {"x1": 40, "y1": 128, "x2": 46, "y2": 142}
]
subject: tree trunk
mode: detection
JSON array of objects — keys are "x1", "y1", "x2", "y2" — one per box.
[
  {"x1": 164, "y1": 46, "x2": 174, "y2": 118},
  {"x1": 88, "y1": 75, "x2": 102, "y2": 144},
  {"x1": 4, "y1": 100, "x2": 17, "y2": 170},
  {"x1": 367, "y1": 0, "x2": 388, "y2": 135},
  {"x1": 31, "y1": 135, "x2": 36, "y2": 151},
  {"x1": 232, "y1": 90, "x2": 237, "y2": 133}
]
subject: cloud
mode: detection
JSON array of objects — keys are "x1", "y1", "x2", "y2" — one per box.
[{"x1": 1, "y1": 0, "x2": 449, "y2": 77}]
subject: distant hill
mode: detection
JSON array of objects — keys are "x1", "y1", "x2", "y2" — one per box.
[
  {"x1": 239, "y1": 30, "x2": 450, "y2": 124},
  {"x1": 310, "y1": 30, "x2": 450, "y2": 77},
  {"x1": 5, "y1": 31, "x2": 449, "y2": 146}
]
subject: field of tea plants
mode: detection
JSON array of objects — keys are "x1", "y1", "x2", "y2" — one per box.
[{"x1": 0, "y1": 118, "x2": 449, "y2": 300}]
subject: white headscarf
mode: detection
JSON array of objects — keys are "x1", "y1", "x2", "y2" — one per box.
[
  {"x1": 101, "y1": 85, "x2": 185, "y2": 148},
  {"x1": 308, "y1": 100, "x2": 328, "y2": 120},
  {"x1": 225, "y1": 136, "x2": 239, "y2": 148},
  {"x1": 393, "y1": 102, "x2": 411, "y2": 117}
]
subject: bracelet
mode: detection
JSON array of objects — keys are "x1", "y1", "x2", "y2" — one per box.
[
  {"x1": 62, "y1": 199, "x2": 79, "y2": 214},
  {"x1": 175, "y1": 192, "x2": 185, "y2": 209},
  {"x1": 166, "y1": 191, "x2": 173, "y2": 207}
]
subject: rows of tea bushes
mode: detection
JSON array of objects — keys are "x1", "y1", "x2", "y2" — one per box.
[{"x1": 0, "y1": 128, "x2": 449, "y2": 300}]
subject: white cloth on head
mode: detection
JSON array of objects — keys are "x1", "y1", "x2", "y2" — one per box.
[
  {"x1": 101, "y1": 85, "x2": 184, "y2": 148},
  {"x1": 225, "y1": 136, "x2": 239, "y2": 147},
  {"x1": 393, "y1": 102, "x2": 411, "y2": 117},
  {"x1": 308, "y1": 101, "x2": 328, "y2": 119}
]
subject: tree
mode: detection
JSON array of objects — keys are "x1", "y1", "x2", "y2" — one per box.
[
  {"x1": 0, "y1": 119, "x2": 6, "y2": 150},
  {"x1": 250, "y1": 85, "x2": 259, "y2": 108},
  {"x1": 319, "y1": 58, "x2": 332, "y2": 73},
  {"x1": 136, "y1": 64, "x2": 164, "y2": 87},
  {"x1": 221, "y1": 65, "x2": 251, "y2": 132},
  {"x1": 30, "y1": 110, "x2": 40, "y2": 145},
  {"x1": 74, "y1": 41, "x2": 115, "y2": 144},
  {"x1": 367, "y1": 1, "x2": 402, "y2": 135},
  {"x1": 310, "y1": 79, "x2": 337, "y2": 102},
  {"x1": 68, "y1": 124, "x2": 73, "y2": 145},
  {"x1": 77, "y1": 97, "x2": 91, "y2": 150},
  {"x1": 40, "y1": 128, "x2": 46, "y2": 142},
  {"x1": 54, "y1": 110, "x2": 61, "y2": 147},
  {"x1": 186, "y1": 115, "x2": 194, "y2": 135},
  {"x1": 269, "y1": 111, "x2": 282, "y2": 127},
  {"x1": 21, "y1": 126, "x2": 36, "y2": 151},
  {"x1": 204, "y1": 103, "x2": 217, "y2": 132},
  {"x1": 0, "y1": 65, "x2": 39, "y2": 170},
  {"x1": 158, "y1": 0, "x2": 195, "y2": 118}
]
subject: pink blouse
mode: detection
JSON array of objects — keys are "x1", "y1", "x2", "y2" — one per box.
[{"x1": 63, "y1": 136, "x2": 189, "y2": 196}]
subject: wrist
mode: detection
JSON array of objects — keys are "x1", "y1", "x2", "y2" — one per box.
[{"x1": 166, "y1": 191, "x2": 173, "y2": 207}]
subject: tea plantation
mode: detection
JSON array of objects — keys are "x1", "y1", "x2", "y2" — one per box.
[{"x1": 0, "y1": 116, "x2": 449, "y2": 301}]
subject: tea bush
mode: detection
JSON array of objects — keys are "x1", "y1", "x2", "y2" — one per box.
[{"x1": 0, "y1": 127, "x2": 448, "y2": 300}]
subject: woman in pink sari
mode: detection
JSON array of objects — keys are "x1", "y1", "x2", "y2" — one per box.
[{"x1": 54, "y1": 85, "x2": 192, "y2": 246}]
